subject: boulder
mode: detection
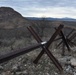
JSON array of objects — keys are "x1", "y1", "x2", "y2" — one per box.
[{"x1": 70, "y1": 58, "x2": 76, "y2": 67}]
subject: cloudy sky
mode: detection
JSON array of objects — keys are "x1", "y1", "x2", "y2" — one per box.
[{"x1": 0, "y1": 0, "x2": 76, "y2": 18}]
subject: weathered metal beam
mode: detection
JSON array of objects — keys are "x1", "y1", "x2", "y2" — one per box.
[
  {"x1": 55, "y1": 30, "x2": 71, "y2": 55},
  {"x1": 0, "y1": 42, "x2": 46, "y2": 64},
  {"x1": 27, "y1": 26, "x2": 42, "y2": 43},
  {"x1": 62, "y1": 42, "x2": 65, "y2": 56},
  {"x1": 66, "y1": 29, "x2": 75, "y2": 38},
  {"x1": 56, "y1": 29, "x2": 76, "y2": 55},
  {"x1": 29, "y1": 25, "x2": 63, "y2": 64},
  {"x1": 66, "y1": 39, "x2": 74, "y2": 47},
  {"x1": 56, "y1": 29, "x2": 75, "y2": 48},
  {"x1": 67, "y1": 39, "x2": 76, "y2": 47},
  {"x1": 27, "y1": 25, "x2": 63, "y2": 72},
  {"x1": 56, "y1": 40, "x2": 63, "y2": 48},
  {"x1": 54, "y1": 37, "x2": 62, "y2": 41},
  {"x1": 60, "y1": 31, "x2": 71, "y2": 52},
  {"x1": 69, "y1": 33, "x2": 76, "y2": 40},
  {"x1": 27, "y1": 26, "x2": 45, "y2": 63},
  {"x1": 66, "y1": 33, "x2": 76, "y2": 47},
  {"x1": 46, "y1": 25, "x2": 64, "y2": 48}
]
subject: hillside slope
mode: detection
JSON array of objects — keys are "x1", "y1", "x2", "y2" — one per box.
[
  {"x1": 0, "y1": 7, "x2": 30, "y2": 29},
  {"x1": 0, "y1": 7, "x2": 31, "y2": 39}
]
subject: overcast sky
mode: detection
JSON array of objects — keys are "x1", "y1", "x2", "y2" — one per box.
[{"x1": 0, "y1": 0, "x2": 76, "y2": 18}]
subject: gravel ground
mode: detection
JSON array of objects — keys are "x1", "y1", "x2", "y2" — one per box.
[{"x1": 0, "y1": 46, "x2": 76, "y2": 75}]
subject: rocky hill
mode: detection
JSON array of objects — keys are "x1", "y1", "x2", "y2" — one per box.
[
  {"x1": 0, "y1": 7, "x2": 76, "y2": 39},
  {"x1": 0, "y1": 7, "x2": 30, "y2": 29},
  {"x1": 0, "y1": 7, "x2": 31, "y2": 39},
  {"x1": 0, "y1": 7, "x2": 76, "y2": 75}
]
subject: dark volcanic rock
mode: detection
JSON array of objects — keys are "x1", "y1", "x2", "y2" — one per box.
[
  {"x1": 0, "y1": 7, "x2": 30, "y2": 29},
  {"x1": 0, "y1": 7, "x2": 31, "y2": 38},
  {"x1": 0, "y1": 7, "x2": 22, "y2": 18}
]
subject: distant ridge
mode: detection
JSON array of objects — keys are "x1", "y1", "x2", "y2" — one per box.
[
  {"x1": 0, "y1": 7, "x2": 76, "y2": 39},
  {"x1": 26, "y1": 17, "x2": 76, "y2": 22}
]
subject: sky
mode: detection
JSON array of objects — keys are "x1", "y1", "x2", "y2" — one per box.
[{"x1": 0, "y1": 0, "x2": 76, "y2": 18}]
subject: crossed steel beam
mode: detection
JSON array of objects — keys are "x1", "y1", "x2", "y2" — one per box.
[
  {"x1": 0, "y1": 25, "x2": 64, "y2": 73},
  {"x1": 27, "y1": 25, "x2": 70, "y2": 64},
  {"x1": 56, "y1": 29, "x2": 75, "y2": 48},
  {"x1": 56, "y1": 29, "x2": 76, "y2": 55},
  {"x1": 0, "y1": 24, "x2": 75, "y2": 73},
  {"x1": 66, "y1": 32, "x2": 76, "y2": 47},
  {"x1": 55, "y1": 27, "x2": 71, "y2": 55},
  {"x1": 27, "y1": 25, "x2": 64, "y2": 72}
]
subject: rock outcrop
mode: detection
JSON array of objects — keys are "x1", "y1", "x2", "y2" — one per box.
[
  {"x1": 0, "y1": 7, "x2": 31, "y2": 38},
  {"x1": 0, "y1": 7, "x2": 30, "y2": 29}
]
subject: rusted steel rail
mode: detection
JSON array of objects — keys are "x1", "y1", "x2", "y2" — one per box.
[
  {"x1": 66, "y1": 39, "x2": 76, "y2": 47},
  {"x1": 27, "y1": 25, "x2": 63, "y2": 72},
  {"x1": 69, "y1": 33, "x2": 76, "y2": 40},
  {"x1": 55, "y1": 28, "x2": 71, "y2": 51},
  {"x1": 66, "y1": 33, "x2": 76, "y2": 47},
  {"x1": 66, "y1": 29, "x2": 75, "y2": 38},
  {"x1": 60, "y1": 31, "x2": 71, "y2": 51},
  {"x1": 56, "y1": 30, "x2": 76, "y2": 47},
  {"x1": 56, "y1": 29, "x2": 75, "y2": 48},
  {"x1": 0, "y1": 42, "x2": 46, "y2": 64},
  {"x1": 56, "y1": 29, "x2": 76, "y2": 55},
  {"x1": 60, "y1": 30, "x2": 71, "y2": 55}
]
